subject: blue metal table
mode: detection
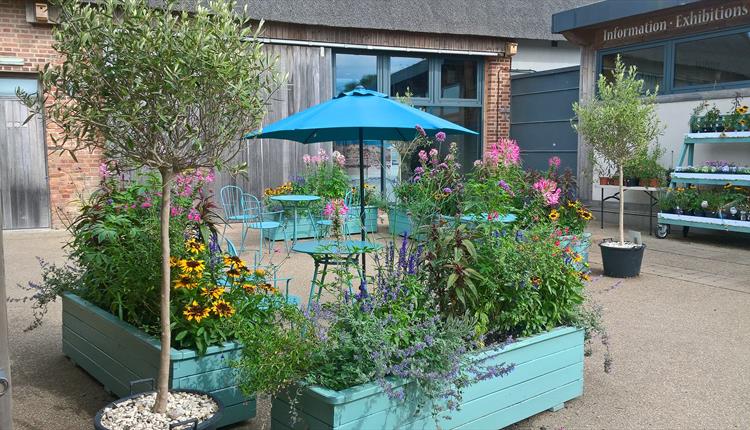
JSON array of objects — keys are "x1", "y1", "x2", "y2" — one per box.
[
  {"x1": 292, "y1": 240, "x2": 381, "y2": 307},
  {"x1": 270, "y1": 194, "x2": 320, "y2": 245}
]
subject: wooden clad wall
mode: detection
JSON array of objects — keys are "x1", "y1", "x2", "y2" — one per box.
[
  {"x1": 0, "y1": 97, "x2": 50, "y2": 229},
  {"x1": 211, "y1": 44, "x2": 333, "y2": 200}
]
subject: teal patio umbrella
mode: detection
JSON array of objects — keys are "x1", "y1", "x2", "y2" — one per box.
[{"x1": 246, "y1": 86, "x2": 477, "y2": 267}]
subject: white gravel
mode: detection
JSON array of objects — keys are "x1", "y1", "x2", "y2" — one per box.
[{"x1": 99, "y1": 391, "x2": 219, "y2": 430}]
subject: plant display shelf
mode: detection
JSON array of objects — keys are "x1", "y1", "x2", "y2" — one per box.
[
  {"x1": 657, "y1": 213, "x2": 750, "y2": 237},
  {"x1": 677, "y1": 132, "x2": 750, "y2": 168},
  {"x1": 657, "y1": 132, "x2": 750, "y2": 238},
  {"x1": 670, "y1": 172, "x2": 750, "y2": 187}
]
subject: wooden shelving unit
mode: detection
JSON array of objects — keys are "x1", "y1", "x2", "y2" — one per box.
[{"x1": 656, "y1": 132, "x2": 750, "y2": 238}]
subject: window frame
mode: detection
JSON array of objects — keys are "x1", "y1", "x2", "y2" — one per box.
[
  {"x1": 332, "y1": 49, "x2": 483, "y2": 106},
  {"x1": 596, "y1": 24, "x2": 750, "y2": 95},
  {"x1": 332, "y1": 50, "x2": 484, "y2": 163}
]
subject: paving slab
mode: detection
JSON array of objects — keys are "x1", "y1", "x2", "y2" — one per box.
[{"x1": 3, "y1": 222, "x2": 750, "y2": 430}]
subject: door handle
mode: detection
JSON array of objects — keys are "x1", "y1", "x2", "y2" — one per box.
[{"x1": 0, "y1": 368, "x2": 8, "y2": 397}]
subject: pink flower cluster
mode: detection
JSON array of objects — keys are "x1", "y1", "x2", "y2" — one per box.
[
  {"x1": 176, "y1": 169, "x2": 215, "y2": 197},
  {"x1": 99, "y1": 163, "x2": 112, "y2": 178},
  {"x1": 548, "y1": 156, "x2": 561, "y2": 168},
  {"x1": 303, "y1": 149, "x2": 345, "y2": 166},
  {"x1": 323, "y1": 199, "x2": 349, "y2": 218},
  {"x1": 485, "y1": 138, "x2": 520, "y2": 167},
  {"x1": 533, "y1": 178, "x2": 561, "y2": 206}
]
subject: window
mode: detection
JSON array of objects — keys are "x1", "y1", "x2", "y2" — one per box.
[
  {"x1": 674, "y1": 32, "x2": 750, "y2": 88},
  {"x1": 598, "y1": 26, "x2": 750, "y2": 95},
  {"x1": 427, "y1": 106, "x2": 481, "y2": 169},
  {"x1": 440, "y1": 59, "x2": 478, "y2": 99},
  {"x1": 334, "y1": 53, "x2": 377, "y2": 94},
  {"x1": 390, "y1": 57, "x2": 429, "y2": 98},
  {"x1": 333, "y1": 52, "x2": 483, "y2": 174},
  {"x1": 601, "y1": 46, "x2": 664, "y2": 93}
]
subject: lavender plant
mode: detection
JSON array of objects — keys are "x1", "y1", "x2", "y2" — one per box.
[{"x1": 233, "y1": 238, "x2": 514, "y2": 421}]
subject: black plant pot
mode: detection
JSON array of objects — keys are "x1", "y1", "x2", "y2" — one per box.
[
  {"x1": 624, "y1": 177, "x2": 639, "y2": 187},
  {"x1": 94, "y1": 389, "x2": 224, "y2": 430},
  {"x1": 599, "y1": 241, "x2": 646, "y2": 278}
]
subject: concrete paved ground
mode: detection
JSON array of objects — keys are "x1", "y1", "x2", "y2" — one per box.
[{"x1": 3, "y1": 220, "x2": 750, "y2": 429}]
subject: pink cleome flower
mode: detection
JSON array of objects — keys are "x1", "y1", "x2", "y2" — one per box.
[
  {"x1": 548, "y1": 156, "x2": 561, "y2": 168},
  {"x1": 435, "y1": 131, "x2": 447, "y2": 142},
  {"x1": 533, "y1": 178, "x2": 561, "y2": 206},
  {"x1": 485, "y1": 138, "x2": 520, "y2": 167}
]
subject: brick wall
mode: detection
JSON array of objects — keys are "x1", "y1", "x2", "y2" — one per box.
[
  {"x1": 1, "y1": 0, "x2": 102, "y2": 228},
  {"x1": 482, "y1": 55, "x2": 512, "y2": 155}
]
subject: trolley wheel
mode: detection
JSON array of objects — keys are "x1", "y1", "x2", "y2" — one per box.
[
  {"x1": 682, "y1": 226, "x2": 690, "y2": 237},
  {"x1": 655, "y1": 223, "x2": 670, "y2": 239}
]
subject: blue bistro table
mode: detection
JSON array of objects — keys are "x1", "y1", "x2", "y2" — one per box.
[
  {"x1": 270, "y1": 194, "x2": 321, "y2": 245},
  {"x1": 292, "y1": 240, "x2": 382, "y2": 307}
]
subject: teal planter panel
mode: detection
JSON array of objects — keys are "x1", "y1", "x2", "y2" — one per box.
[
  {"x1": 557, "y1": 232, "x2": 592, "y2": 271},
  {"x1": 388, "y1": 207, "x2": 418, "y2": 238},
  {"x1": 61, "y1": 293, "x2": 255, "y2": 428},
  {"x1": 264, "y1": 207, "x2": 378, "y2": 241},
  {"x1": 271, "y1": 327, "x2": 584, "y2": 430}
]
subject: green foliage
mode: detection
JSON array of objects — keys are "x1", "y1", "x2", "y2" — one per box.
[
  {"x1": 233, "y1": 246, "x2": 481, "y2": 419},
  {"x1": 23, "y1": 171, "x2": 282, "y2": 354},
  {"x1": 462, "y1": 158, "x2": 524, "y2": 217},
  {"x1": 442, "y1": 224, "x2": 587, "y2": 339},
  {"x1": 393, "y1": 142, "x2": 464, "y2": 226},
  {"x1": 298, "y1": 150, "x2": 351, "y2": 201},
  {"x1": 572, "y1": 55, "x2": 663, "y2": 172}
]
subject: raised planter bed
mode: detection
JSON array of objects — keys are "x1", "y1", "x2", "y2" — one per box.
[
  {"x1": 264, "y1": 206, "x2": 378, "y2": 241},
  {"x1": 271, "y1": 326, "x2": 584, "y2": 430},
  {"x1": 62, "y1": 293, "x2": 254, "y2": 428}
]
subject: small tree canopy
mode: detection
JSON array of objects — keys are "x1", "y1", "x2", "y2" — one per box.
[
  {"x1": 572, "y1": 56, "x2": 662, "y2": 171},
  {"x1": 20, "y1": 0, "x2": 279, "y2": 172}
]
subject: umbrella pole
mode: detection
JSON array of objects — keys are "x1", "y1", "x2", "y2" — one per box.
[
  {"x1": 380, "y1": 140, "x2": 386, "y2": 199},
  {"x1": 359, "y1": 129, "x2": 367, "y2": 274}
]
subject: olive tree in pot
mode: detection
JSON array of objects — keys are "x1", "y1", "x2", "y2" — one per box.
[
  {"x1": 572, "y1": 56, "x2": 663, "y2": 277},
  {"x1": 19, "y1": 0, "x2": 278, "y2": 427}
]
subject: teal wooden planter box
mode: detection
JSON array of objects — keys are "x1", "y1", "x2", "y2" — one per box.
[
  {"x1": 271, "y1": 326, "x2": 584, "y2": 430},
  {"x1": 263, "y1": 206, "x2": 378, "y2": 241},
  {"x1": 61, "y1": 293, "x2": 254, "y2": 428},
  {"x1": 557, "y1": 232, "x2": 592, "y2": 271},
  {"x1": 388, "y1": 207, "x2": 420, "y2": 238}
]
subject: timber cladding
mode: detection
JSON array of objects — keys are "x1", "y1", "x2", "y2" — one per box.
[{"x1": 261, "y1": 21, "x2": 508, "y2": 54}]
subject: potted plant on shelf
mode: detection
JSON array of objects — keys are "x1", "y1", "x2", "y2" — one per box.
[
  {"x1": 573, "y1": 56, "x2": 663, "y2": 278},
  {"x1": 688, "y1": 101, "x2": 708, "y2": 133},
  {"x1": 17, "y1": 0, "x2": 280, "y2": 426}
]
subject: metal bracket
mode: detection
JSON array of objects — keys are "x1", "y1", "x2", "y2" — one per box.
[{"x1": 0, "y1": 368, "x2": 9, "y2": 398}]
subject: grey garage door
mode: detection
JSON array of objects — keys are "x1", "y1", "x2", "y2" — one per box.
[
  {"x1": 0, "y1": 78, "x2": 50, "y2": 229},
  {"x1": 510, "y1": 66, "x2": 579, "y2": 172}
]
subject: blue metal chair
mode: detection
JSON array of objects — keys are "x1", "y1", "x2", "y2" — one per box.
[
  {"x1": 219, "y1": 185, "x2": 256, "y2": 251},
  {"x1": 342, "y1": 190, "x2": 361, "y2": 238},
  {"x1": 224, "y1": 238, "x2": 300, "y2": 306},
  {"x1": 242, "y1": 193, "x2": 290, "y2": 261}
]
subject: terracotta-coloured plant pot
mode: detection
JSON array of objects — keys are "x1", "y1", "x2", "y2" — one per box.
[
  {"x1": 599, "y1": 177, "x2": 611, "y2": 185},
  {"x1": 639, "y1": 178, "x2": 659, "y2": 188}
]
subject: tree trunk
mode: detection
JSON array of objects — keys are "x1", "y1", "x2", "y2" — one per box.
[
  {"x1": 618, "y1": 164, "x2": 625, "y2": 246},
  {"x1": 154, "y1": 168, "x2": 173, "y2": 413},
  {"x1": 0, "y1": 198, "x2": 13, "y2": 429}
]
